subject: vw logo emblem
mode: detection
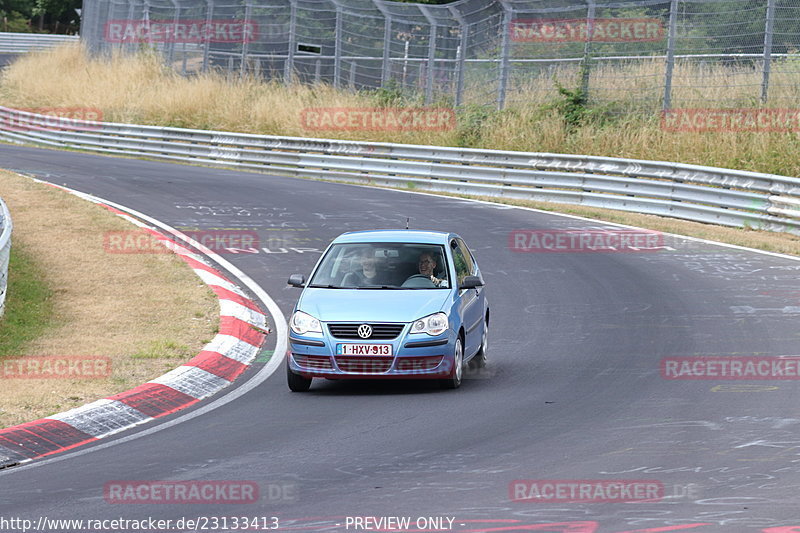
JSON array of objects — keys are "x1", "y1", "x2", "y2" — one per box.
[{"x1": 357, "y1": 324, "x2": 373, "y2": 339}]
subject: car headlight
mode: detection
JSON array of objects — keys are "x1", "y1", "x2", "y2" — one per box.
[
  {"x1": 290, "y1": 311, "x2": 322, "y2": 335},
  {"x1": 410, "y1": 312, "x2": 449, "y2": 336}
]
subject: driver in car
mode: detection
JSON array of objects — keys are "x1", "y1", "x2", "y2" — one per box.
[{"x1": 415, "y1": 251, "x2": 446, "y2": 287}]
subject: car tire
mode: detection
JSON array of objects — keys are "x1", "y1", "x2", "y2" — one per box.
[
  {"x1": 440, "y1": 337, "x2": 464, "y2": 390},
  {"x1": 469, "y1": 322, "x2": 488, "y2": 370},
  {"x1": 287, "y1": 362, "x2": 312, "y2": 392}
]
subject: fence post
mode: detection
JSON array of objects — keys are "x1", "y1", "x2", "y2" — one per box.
[
  {"x1": 402, "y1": 39, "x2": 409, "y2": 88},
  {"x1": 419, "y1": 5, "x2": 438, "y2": 105},
  {"x1": 761, "y1": 0, "x2": 777, "y2": 104},
  {"x1": 662, "y1": 0, "x2": 679, "y2": 111},
  {"x1": 382, "y1": 16, "x2": 392, "y2": 86},
  {"x1": 202, "y1": 0, "x2": 213, "y2": 72},
  {"x1": 497, "y1": 1, "x2": 513, "y2": 110},
  {"x1": 449, "y1": 5, "x2": 469, "y2": 107},
  {"x1": 349, "y1": 60, "x2": 357, "y2": 89},
  {"x1": 371, "y1": 0, "x2": 393, "y2": 87},
  {"x1": 166, "y1": 0, "x2": 179, "y2": 66},
  {"x1": 143, "y1": 0, "x2": 153, "y2": 48},
  {"x1": 333, "y1": 3, "x2": 343, "y2": 89},
  {"x1": 240, "y1": 0, "x2": 252, "y2": 75},
  {"x1": 284, "y1": 0, "x2": 298, "y2": 84},
  {"x1": 581, "y1": 0, "x2": 596, "y2": 98},
  {"x1": 124, "y1": 1, "x2": 136, "y2": 54}
]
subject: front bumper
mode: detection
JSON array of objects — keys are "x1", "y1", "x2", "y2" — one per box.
[{"x1": 287, "y1": 324, "x2": 456, "y2": 379}]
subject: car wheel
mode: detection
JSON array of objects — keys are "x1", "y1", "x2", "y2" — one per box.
[
  {"x1": 440, "y1": 337, "x2": 463, "y2": 390},
  {"x1": 287, "y1": 362, "x2": 312, "y2": 392},
  {"x1": 470, "y1": 322, "x2": 488, "y2": 370}
]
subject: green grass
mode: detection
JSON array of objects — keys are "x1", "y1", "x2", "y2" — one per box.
[
  {"x1": 0, "y1": 242, "x2": 55, "y2": 357},
  {"x1": 130, "y1": 339, "x2": 191, "y2": 360}
]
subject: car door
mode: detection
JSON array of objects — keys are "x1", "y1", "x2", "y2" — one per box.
[{"x1": 451, "y1": 238, "x2": 484, "y2": 356}]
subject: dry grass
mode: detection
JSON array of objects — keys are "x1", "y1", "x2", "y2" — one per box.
[
  {"x1": 0, "y1": 170, "x2": 219, "y2": 428},
  {"x1": 0, "y1": 44, "x2": 460, "y2": 146},
  {"x1": 4, "y1": 44, "x2": 800, "y2": 176}
]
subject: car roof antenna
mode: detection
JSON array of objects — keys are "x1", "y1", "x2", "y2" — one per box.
[{"x1": 405, "y1": 217, "x2": 410, "y2": 230}]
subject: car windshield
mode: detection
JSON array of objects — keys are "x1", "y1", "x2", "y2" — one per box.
[{"x1": 308, "y1": 243, "x2": 450, "y2": 289}]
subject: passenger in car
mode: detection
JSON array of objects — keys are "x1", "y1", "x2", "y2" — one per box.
[{"x1": 341, "y1": 247, "x2": 387, "y2": 287}]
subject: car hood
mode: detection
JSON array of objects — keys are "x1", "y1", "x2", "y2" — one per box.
[{"x1": 298, "y1": 288, "x2": 449, "y2": 323}]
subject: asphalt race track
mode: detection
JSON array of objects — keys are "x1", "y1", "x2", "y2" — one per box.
[
  {"x1": 0, "y1": 143, "x2": 799, "y2": 532},
  {"x1": 0, "y1": 54, "x2": 20, "y2": 68}
]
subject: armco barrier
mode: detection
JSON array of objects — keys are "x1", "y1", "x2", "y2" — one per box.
[
  {"x1": 0, "y1": 105, "x2": 798, "y2": 235},
  {"x1": 0, "y1": 32, "x2": 78, "y2": 54},
  {"x1": 0, "y1": 198, "x2": 10, "y2": 317}
]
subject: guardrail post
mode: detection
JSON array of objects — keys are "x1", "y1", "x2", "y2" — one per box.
[
  {"x1": 284, "y1": 0, "x2": 298, "y2": 84},
  {"x1": 497, "y1": 1, "x2": 513, "y2": 110},
  {"x1": 662, "y1": 0, "x2": 679, "y2": 111},
  {"x1": 761, "y1": 0, "x2": 777, "y2": 104}
]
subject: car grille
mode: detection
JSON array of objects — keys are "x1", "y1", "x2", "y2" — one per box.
[
  {"x1": 335, "y1": 357, "x2": 393, "y2": 373},
  {"x1": 292, "y1": 354, "x2": 333, "y2": 370},
  {"x1": 395, "y1": 356, "x2": 444, "y2": 372},
  {"x1": 327, "y1": 323, "x2": 405, "y2": 340}
]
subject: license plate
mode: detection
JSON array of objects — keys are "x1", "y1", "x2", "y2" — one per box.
[{"x1": 336, "y1": 344, "x2": 393, "y2": 356}]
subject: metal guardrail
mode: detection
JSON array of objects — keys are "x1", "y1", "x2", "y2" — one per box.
[
  {"x1": 0, "y1": 198, "x2": 12, "y2": 317},
  {"x1": 0, "y1": 32, "x2": 79, "y2": 54},
  {"x1": 0, "y1": 105, "x2": 798, "y2": 235}
]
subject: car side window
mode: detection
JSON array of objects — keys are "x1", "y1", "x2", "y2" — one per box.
[
  {"x1": 451, "y1": 240, "x2": 470, "y2": 286},
  {"x1": 455, "y1": 239, "x2": 476, "y2": 276}
]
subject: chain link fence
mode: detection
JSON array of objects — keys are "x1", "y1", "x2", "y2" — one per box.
[{"x1": 79, "y1": 0, "x2": 800, "y2": 112}]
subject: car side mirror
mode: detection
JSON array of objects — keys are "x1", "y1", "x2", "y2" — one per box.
[
  {"x1": 460, "y1": 275, "x2": 483, "y2": 290},
  {"x1": 288, "y1": 274, "x2": 306, "y2": 288}
]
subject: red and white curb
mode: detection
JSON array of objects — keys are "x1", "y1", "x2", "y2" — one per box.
[{"x1": 0, "y1": 183, "x2": 271, "y2": 468}]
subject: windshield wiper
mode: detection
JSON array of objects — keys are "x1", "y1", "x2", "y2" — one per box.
[
  {"x1": 361, "y1": 285, "x2": 402, "y2": 289},
  {"x1": 308, "y1": 284, "x2": 344, "y2": 289}
]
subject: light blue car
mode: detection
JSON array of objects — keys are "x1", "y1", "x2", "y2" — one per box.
[{"x1": 286, "y1": 230, "x2": 489, "y2": 391}]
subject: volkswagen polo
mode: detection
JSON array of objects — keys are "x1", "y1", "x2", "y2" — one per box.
[{"x1": 286, "y1": 230, "x2": 488, "y2": 391}]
